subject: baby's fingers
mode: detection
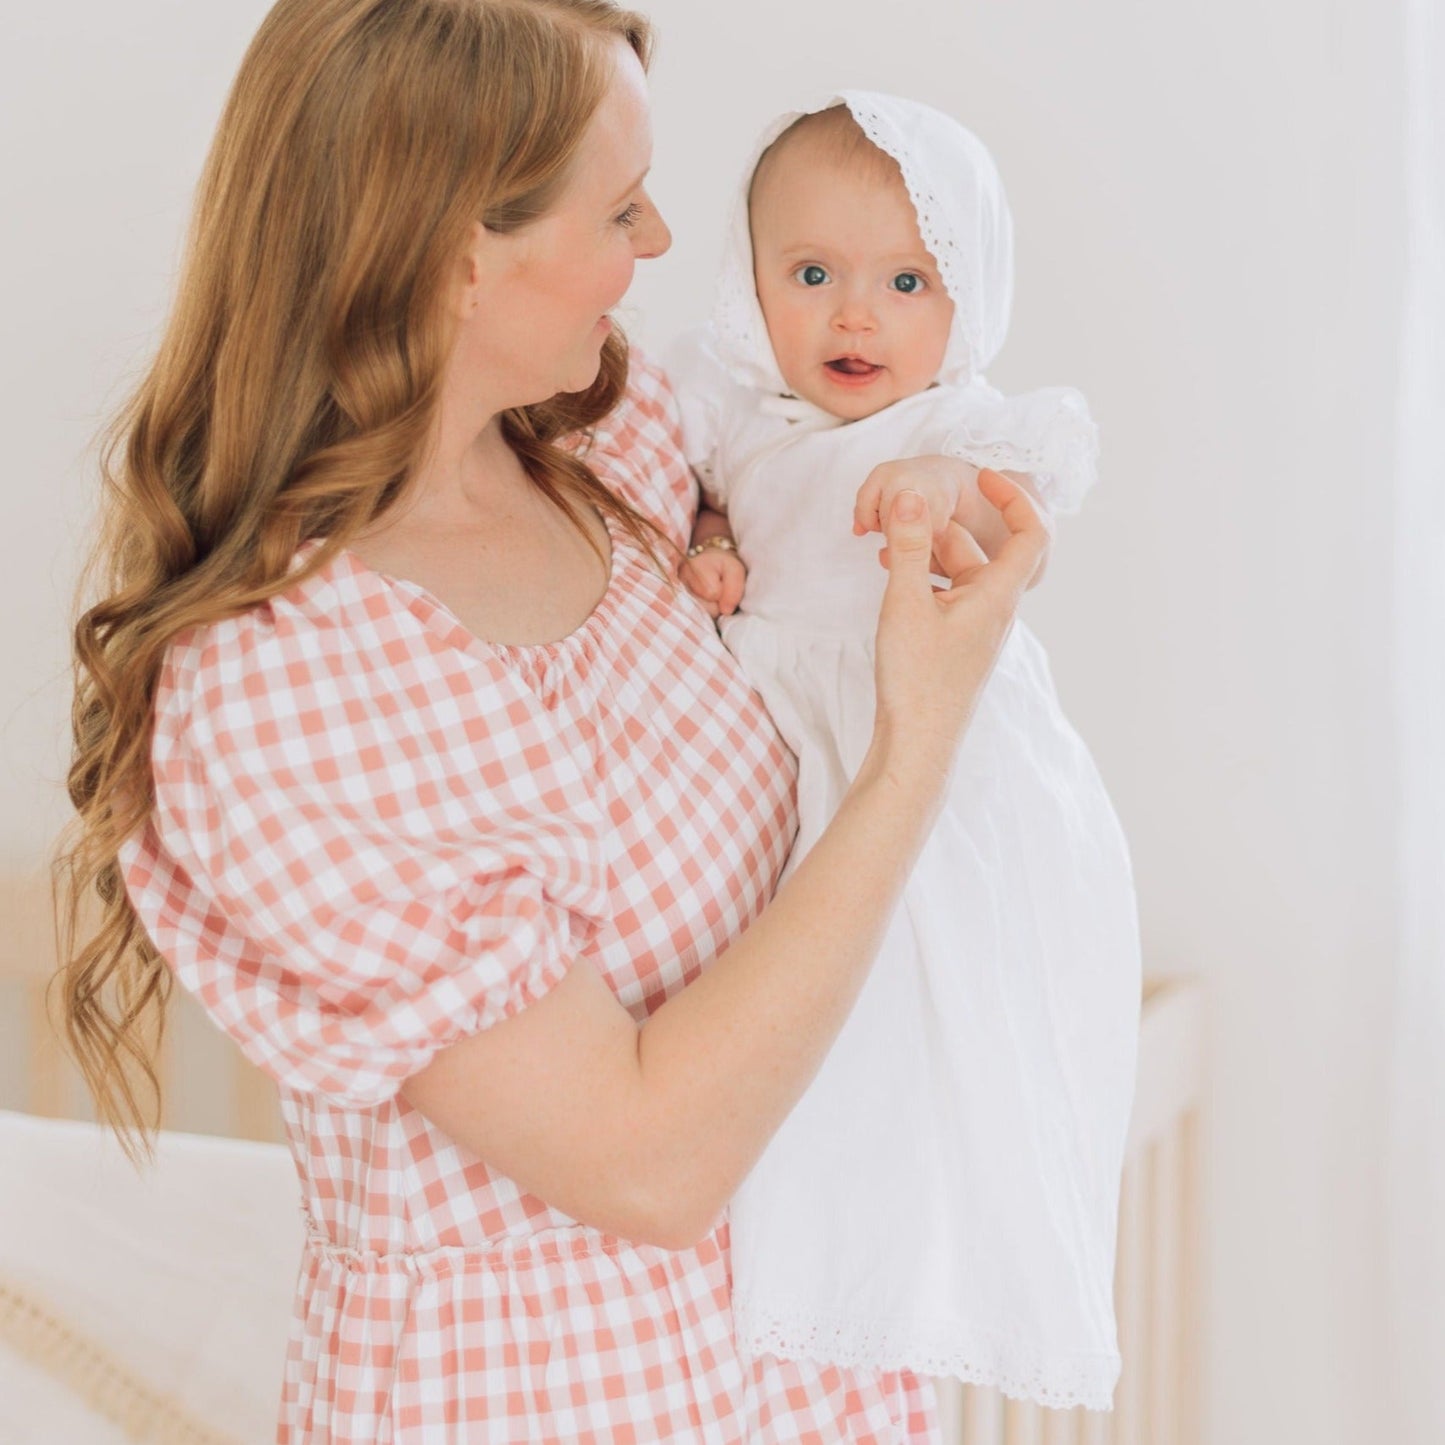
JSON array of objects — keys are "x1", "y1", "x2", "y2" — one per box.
[
  {"x1": 717, "y1": 564, "x2": 747, "y2": 615},
  {"x1": 928, "y1": 518, "x2": 990, "y2": 584},
  {"x1": 853, "y1": 476, "x2": 885, "y2": 536}
]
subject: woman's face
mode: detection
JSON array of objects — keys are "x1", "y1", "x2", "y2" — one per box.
[{"x1": 461, "y1": 40, "x2": 671, "y2": 407}]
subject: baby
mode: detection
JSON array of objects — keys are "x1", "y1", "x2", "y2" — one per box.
[{"x1": 665, "y1": 93, "x2": 1142, "y2": 1411}]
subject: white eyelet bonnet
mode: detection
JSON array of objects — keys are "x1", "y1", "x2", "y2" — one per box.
[{"x1": 710, "y1": 89, "x2": 1015, "y2": 395}]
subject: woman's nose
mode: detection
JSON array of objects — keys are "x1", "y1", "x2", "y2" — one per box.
[{"x1": 634, "y1": 193, "x2": 672, "y2": 260}]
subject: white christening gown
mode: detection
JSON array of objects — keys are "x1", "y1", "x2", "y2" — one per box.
[{"x1": 667, "y1": 330, "x2": 1143, "y2": 1411}]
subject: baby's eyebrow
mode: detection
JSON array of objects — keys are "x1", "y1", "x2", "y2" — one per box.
[{"x1": 773, "y1": 243, "x2": 939, "y2": 272}]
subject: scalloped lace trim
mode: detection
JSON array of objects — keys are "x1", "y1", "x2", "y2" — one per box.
[
  {"x1": 942, "y1": 434, "x2": 1096, "y2": 515},
  {"x1": 843, "y1": 97, "x2": 980, "y2": 378},
  {"x1": 731, "y1": 1292, "x2": 1120, "y2": 1412}
]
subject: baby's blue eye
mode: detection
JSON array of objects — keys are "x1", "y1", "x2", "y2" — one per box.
[
  {"x1": 796, "y1": 264, "x2": 830, "y2": 287},
  {"x1": 891, "y1": 272, "x2": 925, "y2": 294}
]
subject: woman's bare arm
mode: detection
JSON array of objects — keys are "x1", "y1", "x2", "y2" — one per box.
[
  {"x1": 401, "y1": 751, "x2": 945, "y2": 1248},
  {"x1": 401, "y1": 473, "x2": 1047, "y2": 1249}
]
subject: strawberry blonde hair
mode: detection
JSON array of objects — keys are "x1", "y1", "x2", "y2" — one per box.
[{"x1": 53, "y1": 0, "x2": 661, "y2": 1164}]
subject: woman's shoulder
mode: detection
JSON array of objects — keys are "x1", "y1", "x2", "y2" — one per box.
[
  {"x1": 153, "y1": 544, "x2": 507, "y2": 754},
  {"x1": 158, "y1": 545, "x2": 382, "y2": 685}
]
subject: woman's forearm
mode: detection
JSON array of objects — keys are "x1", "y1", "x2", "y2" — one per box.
[
  {"x1": 634, "y1": 736, "x2": 943, "y2": 1246},
  {"x1": 399, "y1": 743, "x2": 946, "y2": 1253}
]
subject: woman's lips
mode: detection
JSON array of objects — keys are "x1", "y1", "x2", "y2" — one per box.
[{"x1": 823, "y1": 357, "x2": 884, "y2": 388}]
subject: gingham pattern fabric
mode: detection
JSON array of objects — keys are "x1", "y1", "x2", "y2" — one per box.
[{"x1": 119, "y1": 354, "x2": 941, "y2": 1444}]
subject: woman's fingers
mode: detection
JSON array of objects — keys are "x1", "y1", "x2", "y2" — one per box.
[
  {"x1": 878, "y1": 490, "x2": 936, "y2": 579},
  {"x1": 928, "y1": 519, "x2": 990, "y2": 583},
  {"x1": 878, "y1": 472, "x2": 1048, "y2": 603},
  {"x1": 966, "y1": 469, "x2": 1050, "y2": 591}
]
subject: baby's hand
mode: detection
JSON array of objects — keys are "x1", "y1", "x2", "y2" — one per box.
[
  {"x1": 853, "y1": 456, "x2": 972, "y2": 539},
  {"x1": 681, "y1": 548, "x2": 748, "y2": 619}
]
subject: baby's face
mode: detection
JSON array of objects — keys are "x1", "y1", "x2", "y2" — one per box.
[{"x1": 749, "y1": 144, "x2": 954, "y2": 421}]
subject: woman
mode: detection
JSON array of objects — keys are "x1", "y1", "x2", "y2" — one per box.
[{"x1": 56, "y1": 1, "x2": 1049, "y2": 1440}]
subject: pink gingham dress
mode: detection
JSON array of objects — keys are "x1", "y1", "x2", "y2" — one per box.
[{"x1": 118, "y1": 355, "x2": 941, "y2": 1444}]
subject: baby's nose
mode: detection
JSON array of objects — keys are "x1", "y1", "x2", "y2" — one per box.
[{"x1": 831, "y1": 293, "x2": 878, "y2": 333}]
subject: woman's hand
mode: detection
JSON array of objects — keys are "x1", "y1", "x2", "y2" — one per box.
[{"x1": 865, "y1": 469, "x2": 1049, "y2": 798}]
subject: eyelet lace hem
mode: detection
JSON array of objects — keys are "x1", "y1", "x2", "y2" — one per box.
[{"x1": 731, "y1": 1292, "x2": 1121, "y2": 1413}]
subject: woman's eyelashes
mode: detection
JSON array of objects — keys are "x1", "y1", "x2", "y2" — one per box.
[
  {"x1": 615, "y1": 201, "x2": 644, "y2": 228},
  {"x1": 788, "y1": 263, "x2": 929, "y2": 293}
]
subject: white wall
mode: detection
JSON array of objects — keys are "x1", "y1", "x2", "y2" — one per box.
[
  {"x1": 0, "y1": 1, "x2": 278, "y2": 858},
  {"x1": 0, "y1": 4, "x2": 1406, "y2": 1444}
]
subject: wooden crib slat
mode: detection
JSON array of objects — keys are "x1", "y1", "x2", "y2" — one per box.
[
  {"x1": 1177, "y1": 1108, "x2": 1205, "y2": 1445},
  {"x1": 1079, "y1": 1406, "x2": 1110, "y2": 1445},
  {"x1": 933, "y1": 1376, "x2": 965, "y2": 1444},
  {"x1": 1002, "y1": 1395, "x2": 1043, "y2": 1445},
  {"x1": 1147, "y1": 1127, "x2": 1183, "y2": 1445},
  {"x1": 1040, "y1": 1404, "x2": 1081, "y2": 1445},
  {"x1": 1046, "y1": 1404, "x2": 1080, "y2": 1439},
  {"x1": 963, "y1": 1381, "x2": 1005, "y2": 1444},
  {"x1": 1111, "y1": 1151, "x2": 1150, "y2": 1445}
]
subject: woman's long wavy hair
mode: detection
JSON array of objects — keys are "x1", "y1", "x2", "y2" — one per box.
[{"x1": 52, "y1": 0, "x2": 665, "y2": 1165}]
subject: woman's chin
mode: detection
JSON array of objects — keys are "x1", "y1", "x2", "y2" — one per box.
[{"x1": 555, "y1": 354, "x2": 605, "y2": 400}]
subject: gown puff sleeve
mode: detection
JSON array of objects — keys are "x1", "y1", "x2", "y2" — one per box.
[
  {"x1": 581, "y1": 347, "x2": 700, "y2": 554},
  {"x1": 936, "y1": 380, "x2": 1101, "y2": 517},
  {"x1": 658, "y1": 327, "x2": 741, "y2": 510},
  {"x1": 118, "y1": 573, "x2": 612, "y2": 1112}
]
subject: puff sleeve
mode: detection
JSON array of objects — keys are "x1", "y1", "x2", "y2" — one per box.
[
  {"x1": 937, "y1": 381, "x2": 1101, "y2": 517},
  {"x1": 119, "y1": 590, "x2": 610, "y2": 1111},
  {"x1": 659, "y1": 327, "x2": 736, "y2": 509}
]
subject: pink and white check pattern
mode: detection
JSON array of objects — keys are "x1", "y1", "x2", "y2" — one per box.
[{"x1": 119, "y1": 355, "x2": 940, "y2": 1443}]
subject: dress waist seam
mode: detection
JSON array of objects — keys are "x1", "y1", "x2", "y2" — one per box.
[{"x1": 300, "y1": 1219, "x2": 649, "y2": 1275}]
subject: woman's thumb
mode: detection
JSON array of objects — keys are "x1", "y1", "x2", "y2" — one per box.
[{"x1": 882, "y1": 490, "x2": 934, "y2": 578}]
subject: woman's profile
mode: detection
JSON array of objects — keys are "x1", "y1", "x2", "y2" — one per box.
[{"x1": 53, "y1": 1, "x2": 1048, "y2": 1439}]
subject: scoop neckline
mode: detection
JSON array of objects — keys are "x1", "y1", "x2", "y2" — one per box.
[{"x1": 321, "y1": 506, "x2": 626, "y2": 661}]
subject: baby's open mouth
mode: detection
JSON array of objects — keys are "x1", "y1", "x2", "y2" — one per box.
[{"x1": 825, "y1": 357, "x2": 883, "y2": 378}]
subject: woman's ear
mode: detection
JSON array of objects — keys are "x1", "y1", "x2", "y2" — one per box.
[{"x1": 451, "y1": 219, "x2": 518, "y2": 320}]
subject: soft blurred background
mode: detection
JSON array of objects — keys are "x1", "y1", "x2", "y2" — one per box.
[{"x1": 1, "y1": 3, "x2": 1440, "y2": 1444}]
